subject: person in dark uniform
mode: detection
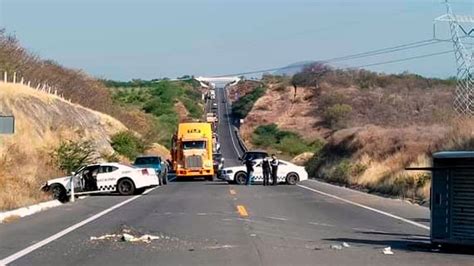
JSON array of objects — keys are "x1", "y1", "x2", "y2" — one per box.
[
  {"x1": 270, "y1": 154, "x2": 279, "y2": 186},
  {"x1": 262, "y1": 157, "x2": 271, "y2": 186},
  {"x1": 244, "y1": 156, "x2": 254, "y2": 186}
]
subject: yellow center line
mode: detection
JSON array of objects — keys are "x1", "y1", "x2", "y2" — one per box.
[
  {"x1": 229, "y1": 189, "x2": 236, "y2": 195},
  {"x1": 236, "y1": 205, "x2": 249, "y2": 217}
]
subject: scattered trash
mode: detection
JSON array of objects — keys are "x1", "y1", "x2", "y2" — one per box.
[
  {"x1": 90, "y1": 234, "x2": 117, "y2": 241},
  {"x1": 382, "y1": 247, "x2": 394, "y2": 255},
  {"x1": 342, "y1": 242, "x2": 350, "y2": 248},
  {"x1": 122, "y1": 233, "x2": 136, "y2": 242},
  {"x1": 121, "y1": 233, "x2": 162, "y2": 243},
  {"x1": 250, "y1": 234, "x2": 257, "y2": 237},
  {"x1": 330, "y1": 244, "x2": 343, "y2": 250}
]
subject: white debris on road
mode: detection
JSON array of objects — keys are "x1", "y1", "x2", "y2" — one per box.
[
  {"x1": 330, "y1": 244, "x2": 343, "y2": 250},
  {"x1": 90, "y1": 234, "x2": 117, "y2": 241},
  {"x1": 342, "y1": 242, "x2": 350, "y2": 248},
  {"x1": 90, "y1": 231, "x2": 162, "y2": 244},
  {"x1": 382, "y1": 247, "x2": 394, "y2": 255}
]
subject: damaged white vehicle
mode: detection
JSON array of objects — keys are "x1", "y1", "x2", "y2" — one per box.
[
  {"x1": 42, "y1": 163, "x2": 159, "y2": 202},
  {"x1": 220, "y1": 159, "x2": 308, "y2": 185}
]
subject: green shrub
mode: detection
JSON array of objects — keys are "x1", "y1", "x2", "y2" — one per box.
[
  {"x1": 232, "y1": 86, "x2": 266, "y2": 119},
  {"x1": 252, "y1": 124, "x2": 324, "y2": 156},
  {"x1": 109, "y1": 79, "x2": 204, "y2": 147},
  {"x1": 50, "y1": 140, "x2": 97, "y2": 174},
  {"x1": 110, "y1": 131, "x2": 147, "y2": 160},
  {"x1": 323, "y1": 104, "x2": 352, "y2": 129},
  {"x1": 276, "y1": 135, "x2": 311, "y2": 156}
]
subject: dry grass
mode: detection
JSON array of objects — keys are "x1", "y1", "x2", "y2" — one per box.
[
  {"x1": 244, "y1": 70, "x2": 466, "y2": 201},
  {"x1": 0, "y1": 82, "x2": 127, "y2": 211}
]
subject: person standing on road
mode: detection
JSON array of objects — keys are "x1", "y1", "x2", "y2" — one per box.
[
  {"x1": 270, "y1": 154, "x2": 279, "y2": 186},
  {"x1": 262, "y1": 157, "x2": 271, "y2": 186},
  {"x1": 245, "y1": 156, "x2": 254, "y2": 186}
]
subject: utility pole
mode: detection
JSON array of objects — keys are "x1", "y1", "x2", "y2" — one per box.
[{"x1": 434, "y1": 0, "x2": 474, "y2": 116}]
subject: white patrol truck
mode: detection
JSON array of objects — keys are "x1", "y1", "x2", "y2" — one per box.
[{"x1": 41, "y1": 163, "x2": 159, "y2": 202}]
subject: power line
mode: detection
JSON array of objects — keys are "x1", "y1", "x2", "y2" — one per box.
[
  {"x1": 352, "y1": 50, "x2": 454, "y2": 68},
  {"x1": 322, "y1": 39, "x2": 439, "y2": 62},
  {"x1": 212, "y1": 39, "x2": 451, "y2": 77}
]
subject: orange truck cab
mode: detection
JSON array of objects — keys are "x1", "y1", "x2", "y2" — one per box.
[{"x1": 171, "y1": 122, "x2": 214, "y2": 181}]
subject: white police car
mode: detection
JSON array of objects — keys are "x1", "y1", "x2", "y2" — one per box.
[
  {"x1": 220, "y1": 159, "x2": 308, "y2": 185},
  {"x1": 42, "y1": 163, "x2": 159, "y2": 202}
]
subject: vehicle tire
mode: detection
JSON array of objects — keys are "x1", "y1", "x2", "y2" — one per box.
[
  {"x1": 117, "y1": 178, "x2": 135, "y2": 195},
  {"x1": 162, "y1": 169, "x2": 168, "y2": 185},
  {"x1": 286, "y1": 173, "x2": 299, "y2": 185},
  {"x1": 235, "y1": 172, "x2": 247, "y2": 185},
  {"x1": 50, "y1": 184, "x2": 68, "y2": 203},
  {"x1": 206, "y1": 175, "x2": 214, "y2": 181}
]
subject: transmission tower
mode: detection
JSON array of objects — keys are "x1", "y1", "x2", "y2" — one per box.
[{"x1": 434, "y1": 0, "x2": 474, "y2": 115}]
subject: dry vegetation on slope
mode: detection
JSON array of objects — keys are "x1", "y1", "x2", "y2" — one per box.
[
  {"x1": 0, "y1": 30, "x2": 156, "y2": 141},
  {"x1": 0, "y1": 82, "x2": 127, "y2": 210},
  {"x1": 234, "y1": 64, "x2": 472, "y2": 202}
]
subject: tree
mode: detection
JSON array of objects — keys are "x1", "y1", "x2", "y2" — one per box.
[
  {"x1": 291, "y1": 63, "x2": 332, "y2": 92},
  {"x1": 50, "y1": 140, "x2": 97, "y2": 174}
]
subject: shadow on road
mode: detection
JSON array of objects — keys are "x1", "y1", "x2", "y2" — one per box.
[{"x1": 324, "y1": 235, "x2": 474, "y2": 256}]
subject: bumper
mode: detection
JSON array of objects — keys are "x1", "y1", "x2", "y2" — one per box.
[
  {"x1": 176, "y1": 168, "x2": 214, "y2": 176},
  {"x1": 220, "y1": 174, "x2": 233, "y2": 181},
  {"x1": 40, "y1": 183, "x2": 50, "y2": 192}
]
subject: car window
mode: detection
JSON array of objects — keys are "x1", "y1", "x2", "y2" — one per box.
[
  {"x1": 135, "y1": 157, "x2": 160, "y2": 164},
  {"x1": 99, "y1": 166, "x2": 118, "y2": 173}
]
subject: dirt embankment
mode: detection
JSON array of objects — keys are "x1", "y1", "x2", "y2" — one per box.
[{"x1": 0, "y1": 82, "x2": 126, "y2": 210}]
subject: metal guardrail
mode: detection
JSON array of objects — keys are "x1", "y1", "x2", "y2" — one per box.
[{"x1": 234, "y1": 128, "x2": 248, "y2": 153}]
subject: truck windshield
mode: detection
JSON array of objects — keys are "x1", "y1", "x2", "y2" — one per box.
[{"x1": 183, "y1": 141, "x2": 206, "y2": 150}]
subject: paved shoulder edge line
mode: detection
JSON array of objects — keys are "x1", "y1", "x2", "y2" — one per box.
[
  {"x1": 306, "y1": 179, "x2": 427, "y2": 209},
  {"x1": 296, "y1": 184, "x2": 430, "y2": 231},
  {"x1": 0, "y1": 187, "x2": 159, "y2": 265}
]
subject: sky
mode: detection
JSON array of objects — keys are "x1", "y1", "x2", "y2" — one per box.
[{"x1": 0, "y1": 0, "x2": 473, "y2": 80}]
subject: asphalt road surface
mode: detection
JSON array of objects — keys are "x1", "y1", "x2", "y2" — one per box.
[{"x1": 1, "y1": 87, "x2": 473, "y2": 265}]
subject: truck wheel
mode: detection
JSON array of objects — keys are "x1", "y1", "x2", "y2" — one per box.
[
  {"x1": 50, "y1": 184, "x2": 68, "y2": 203},
  {"x1": 117, "y1": 178, "x2": 135, "y2": 195},
  {"x1": 235, "y1": 172, "x2": 247, "y2": 185},
  {"x1": 286, "y1": 173, "x2": 299, "y2": 185}
]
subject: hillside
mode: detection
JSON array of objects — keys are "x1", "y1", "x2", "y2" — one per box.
[
  {"x1": 233, "y1": 65, "x2": 473, "y2": 202},
  {"x1": 0, "y1": 30, "x2": 160, "y2": 146},
  {"x1": 105, "y1": 79, "x2": 205, "y2": 148},
  {"x1": 0, "y1": 81, "x2": 127, "y2": 210}
]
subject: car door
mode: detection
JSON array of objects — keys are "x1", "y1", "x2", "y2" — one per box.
[
  {"x1": 253, "y1": 160, "x2": 263, "y2": 182},
  {"x1": 96, "y1": 166, "x2": 119, "y2": 191},
  {"x1": 277, "y1": 161, "x2": 290, "y2": 182}
]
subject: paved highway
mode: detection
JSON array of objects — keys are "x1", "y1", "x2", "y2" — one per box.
[{"x1": 1, "y1": 87, "x2": 473, "y2": 265}]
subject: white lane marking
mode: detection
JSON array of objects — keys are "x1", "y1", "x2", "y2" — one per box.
[
  {"x1": 309, "y1": 222, "x2": 335, "y2": 227},
  {"x1": 221, "y1": 87, "x2": 242, "y2": 157},
  {"x1": 296, "y1": 184, "x2": 430, "y2": 231},
  {"x1": 266, "y1": 216, "x2": 288, "y2": 221},
  {"x1": 306, "y1": 179, "x2": 426, "y2": 208},
  {"x1": 0, "y1": 186, "x2": 160, "y2": 265}
]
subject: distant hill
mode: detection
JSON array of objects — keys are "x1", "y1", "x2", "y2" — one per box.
[{"x1": 273, "y1": 61, "x2": 316, "y2": 76}]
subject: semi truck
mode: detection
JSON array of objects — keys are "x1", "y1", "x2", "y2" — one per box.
[{"x1": 171, "y1": 122, "x2": 214, "y2": 181}]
